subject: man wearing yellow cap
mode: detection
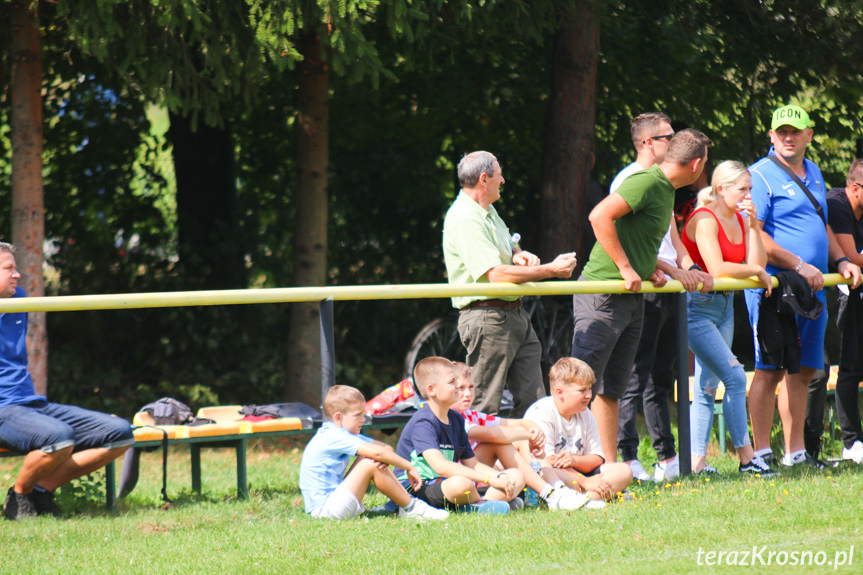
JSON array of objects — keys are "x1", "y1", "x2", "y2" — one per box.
[{"x1": 745, "y1": 105, "x2": 861, "y2": 469}]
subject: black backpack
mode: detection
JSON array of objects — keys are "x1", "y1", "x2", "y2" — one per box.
[{"x1": 141, "y1": 397, "x2": 194, "y2": 425}]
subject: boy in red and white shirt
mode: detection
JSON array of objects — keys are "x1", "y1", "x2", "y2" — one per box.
[{"x1": 452, "y1": 363, "x2": 589, "y2": 511}]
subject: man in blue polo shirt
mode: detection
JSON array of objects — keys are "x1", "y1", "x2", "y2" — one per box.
[
  {"x1": 745, "y1": 105, "x2": 861, "y2": 469},
  {"x1": 0, "y1": 243, "x2": 134, "y2": 519}
]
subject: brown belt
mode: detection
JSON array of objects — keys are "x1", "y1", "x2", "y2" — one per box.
[{"x1": 464, "y1": 299, "x2": 523, "y2": 311}]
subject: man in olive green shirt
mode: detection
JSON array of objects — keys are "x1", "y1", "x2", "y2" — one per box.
[
  {"x1": 572, "y1": 130, "x2": 711, "y2": 462},
  {"x1": 443, "y1": 151, "x2": 578, "y2": 416}
]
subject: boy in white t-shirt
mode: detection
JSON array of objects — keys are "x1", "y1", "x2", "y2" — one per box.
[
  {"x1": 524, "y1": 358, "x2": 633, "y2": 507},
  {"x1": 451, "y1": 363, "x2": 590, "y2": 511},
  {"x1": 299, "y1": 385, "x2": 448, "y2": 521}
]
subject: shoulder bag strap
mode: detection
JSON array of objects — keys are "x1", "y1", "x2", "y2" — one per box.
[{"x1": 767, "y1": 155, "x2": 826, "y2": 226}]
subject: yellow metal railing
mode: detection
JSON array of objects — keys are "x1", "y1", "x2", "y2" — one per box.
[{"x1": 0, "y1": 274, "x2": 851, "y2": 312}]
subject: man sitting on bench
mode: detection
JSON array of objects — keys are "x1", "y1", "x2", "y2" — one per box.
[{"x1": 0, "y1": 243, "x2": 134, "y2": 520}]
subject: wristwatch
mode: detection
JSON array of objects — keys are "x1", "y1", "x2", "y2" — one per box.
[
  {"x1": 835, "y1": 256, "x2": 851, "y2": 268},
  {"x1": 688, "y1": 264, "x2": 703, "y2": 272}
]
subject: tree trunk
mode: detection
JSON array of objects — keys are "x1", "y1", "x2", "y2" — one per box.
[
  {"x1": 169, "y1": 112, "x2": 243, "y2": 289},
  {"x1": 538, "y1": 1, "x2": 601, "y2": 267},
  {"x1": 10, "y1": 0, "x2": 47, "y2": 396},
  {"x1": 285, "y1": 31, "x2": 329, "y2": 408}
]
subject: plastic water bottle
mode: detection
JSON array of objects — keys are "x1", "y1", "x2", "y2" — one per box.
[
  {"x1": 523, "y1": 461, "x2": 541, "y2": 507},
  {"x1": 511, "y1": 233, "x2": 521, "y2": 251}
]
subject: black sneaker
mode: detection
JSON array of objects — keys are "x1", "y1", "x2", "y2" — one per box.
[
  {"x1": 759, "y1": 452, "x2": 778, "y2": 468},
  {"x1": 739, "y1": 456, "x2": 779, "y2": 477},
  {"x1": 3, "y1": 488, "x2": 38, "y2": 520},
  {"x1": 694, "y1": 464, "x2": 722, "y2": 476},
  {"x1": 782, "y1": 452, "x2": 832, "y2": 470},
  {"x1": 30, "y1": 489, "x2": 63, "y2": 517}
]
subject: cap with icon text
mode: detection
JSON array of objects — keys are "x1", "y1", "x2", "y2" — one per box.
[{"x1": 771, "y1": 105, "x2": 812, "y2": 131}]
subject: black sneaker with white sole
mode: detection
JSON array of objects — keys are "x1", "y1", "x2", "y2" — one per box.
[
  {"x1": 782, "y1": 452, "x2": 836, "y2": 470},
  {"x1": 759, "y1": 452, "x2": 778, "y2": 468},
  {"x1": 739, "y1": 456, "x2": 778, "y2": 477}
]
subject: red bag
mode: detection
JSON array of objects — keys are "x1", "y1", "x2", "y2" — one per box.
[{"x1": 365, "y1": 379, "x2": 415, "y2": 415}]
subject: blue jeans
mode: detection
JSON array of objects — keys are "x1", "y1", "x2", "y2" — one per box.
[
  {"x1": 0, "y1": 400, "x2": 134, "y2": 454},
  {"x1": 687, "y1": 292, "x2": 750, "y2": 456}
]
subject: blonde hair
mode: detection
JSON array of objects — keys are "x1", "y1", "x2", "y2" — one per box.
[
  {"x1": 323, "y1": 385, "x2": 366, "y2": 420},
  {"x1": 414, "y1": 356, "x2": 455, "y2": 399},
  {"x1": 549, "y1": 357, "x2": 596, "y2": 391},
  {"x1": 697, "y1": 160, "x2": 750, "y2": 208},
  {"x1": 452, "y1": 362, "x2": 472, "y2": 380}
]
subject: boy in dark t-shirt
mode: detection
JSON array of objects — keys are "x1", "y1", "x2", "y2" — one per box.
[{"x1": 396, "y1": 357, "x2": 525, "y2": 513}]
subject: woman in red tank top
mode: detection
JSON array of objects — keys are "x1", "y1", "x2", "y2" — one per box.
[{"x1": 682, "y1": 161, "x2": 775, "y2": 477}]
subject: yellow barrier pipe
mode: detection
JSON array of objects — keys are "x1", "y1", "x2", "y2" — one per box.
[{"x1": 0, "y1": 274, "x2": 852, "y2": 313}]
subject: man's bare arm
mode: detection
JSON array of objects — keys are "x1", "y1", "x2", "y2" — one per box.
[
  {"x1": 589, "y1": 193, "x2": 641, "y2": 291},
  {"x1": 485, "y1": 253, "x2": 577, "y2": 283}
]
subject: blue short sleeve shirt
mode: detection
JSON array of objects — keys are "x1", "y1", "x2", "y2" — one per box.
[
  {"x1": 749, "y1": 148, "x2": 828, "y2": 275},
  {"x1": 298, "y1": 421, "x2": 373, "y2": 513},
  {"x1": 0, "y1": 287, "x2": 41, "y2": 409}
]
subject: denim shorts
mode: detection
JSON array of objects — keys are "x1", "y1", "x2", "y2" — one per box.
[{"x1": 0, "y1": 400, "x2": 134, "y2": 454}]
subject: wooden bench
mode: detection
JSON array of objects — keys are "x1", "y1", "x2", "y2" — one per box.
[
  {"x1": 129, "y1": 406, "x2": 411, "y2": 502},
  {"x1": 1, "y1": 406, "x2": 411, "y2": 511}
]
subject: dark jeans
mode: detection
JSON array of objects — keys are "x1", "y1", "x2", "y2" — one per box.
[
  {"x1": 804, "y1": 363, "x2": 829, "y2": 458},
  {"x1": 833, "y1": 292, "x2": 863, "y2": 448},
  {"x1": 0, "y1": 400, "x2": 134, "y2": 454},
  {"x1": 805, "y1": 291, "x2": 863, "y2": 455},
  {"x1": 618, "y1": 292, "x2": 678, "y2": 462}
]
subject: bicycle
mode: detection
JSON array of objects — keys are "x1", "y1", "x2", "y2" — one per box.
[{"x1": 403, "y1": 295, "x2": 574, "y2": 389}]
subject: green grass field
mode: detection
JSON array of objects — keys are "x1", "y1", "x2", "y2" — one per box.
[{"x1": 2, "y1": 431, "x2": 861, "y2": 574}]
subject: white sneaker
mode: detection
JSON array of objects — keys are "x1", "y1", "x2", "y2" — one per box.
[
  {"x1": 583, "y1": 499, "x2": 607, "y2": 510},
  {"x1": 842, "y1": 440, "x2": 863, "y2": 464},
  {"x1": 545, "y1": 487, "x2": 591, "y2": 511},
  {"x1": 628, "y1": 460, "x2": 653, "y2": 482},
  {"x1": 399, "y1": 498, "x2": 449, "y2": 521},
  {"x1": 653, "y1": 457, "x2": 680, "y2": 482}
]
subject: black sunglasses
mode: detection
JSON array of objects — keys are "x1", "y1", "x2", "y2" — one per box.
[{"x1": 643, "y1": 133, "x2": 674, "y2": 143}]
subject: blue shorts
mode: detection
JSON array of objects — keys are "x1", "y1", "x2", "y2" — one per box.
[
  {"x1": 744, "y1": 288, "x2": 827, "y2": 370},
  {"x1": 0, "y1": 401, "x2": 134, "y2": 454}
]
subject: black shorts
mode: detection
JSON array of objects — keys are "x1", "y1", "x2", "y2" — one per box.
[
  {"x1": 408, "y1": 479, "x2": 486, "y2": 511},
  {"x1": 582, "y1": 465, "x2": 602, "y2": 477},
  {"x1": 409, "y1": 479, "x2": 449, "y2": 509}
]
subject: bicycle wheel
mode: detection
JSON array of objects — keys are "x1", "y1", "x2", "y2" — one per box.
[
  {"x1": 403, "y1": 316, "x2": 466, "y2": 380},
  {"x1": 532, "y1": 299, "x2": 574, "y2": 387}
]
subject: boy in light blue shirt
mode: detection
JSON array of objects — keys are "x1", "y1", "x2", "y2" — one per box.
[{"x1": 299, "y1": 385, "x2": 448, "y2": 520}]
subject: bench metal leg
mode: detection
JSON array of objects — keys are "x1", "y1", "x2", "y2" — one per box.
[
  {"x1": 716, "y1": 405, "x2": 727, "y2": 454},
  {"x1": 105, "y1": 460, "x2": 116, "y2": 510},
  {"x1": 236, "y1": 439, "x2": 248, "y2": 499},
  {"x1": 191, "y1": 445, "x2": 202, "y2": 493}
]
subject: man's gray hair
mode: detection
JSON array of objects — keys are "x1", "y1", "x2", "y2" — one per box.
[
  {"x1": 458, "y1": 151, "x2": 498, "y2": 188},
  {"x1": 0, "y1": 243, "x2": 16, "y2": 256}
]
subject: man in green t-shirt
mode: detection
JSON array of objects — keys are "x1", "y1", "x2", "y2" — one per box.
[
  {"x1": 571, "y1": 130, "x2": 711, "y2": 462},
  {"x1": 443, "y1": 151, "x2": 578, "y2": 416}
]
